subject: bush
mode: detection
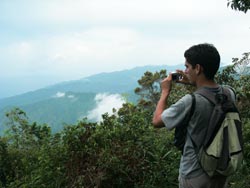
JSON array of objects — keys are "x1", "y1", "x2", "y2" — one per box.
[{"x1": 61, "y1": 104, "x2": 180, "y2": 187}]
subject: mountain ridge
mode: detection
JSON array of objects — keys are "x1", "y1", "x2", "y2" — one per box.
[
  {"x1": 1, "y1": 64, "x2": 181, "y2": 107},
  {"x1": 0, "y1": 64, "x2": 182, "y2": 133}
]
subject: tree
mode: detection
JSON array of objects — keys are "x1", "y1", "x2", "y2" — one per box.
[
  {"x1": 216, "y1": 52, "x2": 250, "y2": 120},
  {"x1": 232, "y1": 52, "x2": 250, "y2": 120},
  {"x1": 227, "y1": 0, "x2": 250, "y2": 13},
  {"x1": 5, "y1": 108, "x2": 51, "y2": 149},
  {"x1": 134, "y1": 70, "x2": 167, "y2": 111}
]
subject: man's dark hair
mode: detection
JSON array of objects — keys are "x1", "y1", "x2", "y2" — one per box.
[{"x1": 184, "y1": 43, "x2": 220, "y2": 80}]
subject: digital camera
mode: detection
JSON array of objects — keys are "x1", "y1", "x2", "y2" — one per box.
[{"x1": 171, "y1": 72, "x2": 182, "y2": 81}]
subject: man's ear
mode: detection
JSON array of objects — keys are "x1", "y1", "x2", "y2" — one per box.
[{"x1": 195, "y1": 64, "x2": 203, "y2": 75}]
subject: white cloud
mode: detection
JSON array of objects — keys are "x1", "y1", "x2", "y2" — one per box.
[
  {"x1": 53, "y1": 92, "x2": 77, "y2": 99},
  {"x1": 87, "y1": 93, "x2": 126, "y2": 122},
  {"x1": 47, "y1": 27, "x2": 139, "y2": 61},
  {"x1": 1, "y1": 0, "x2": 235, "y2": 24},
  {"x1": 53, "y1": 92, "x2": 65, "y2": 98},
  {"x1": 68, "y1": 95, "x2": 75, "y2": 98}
]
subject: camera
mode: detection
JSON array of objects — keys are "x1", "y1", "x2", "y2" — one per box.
[{"x1": 171, "y1": 72, "x2": 182, "y2": 81}]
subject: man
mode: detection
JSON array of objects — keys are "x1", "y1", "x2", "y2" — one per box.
[{"x1": 152, "y1": 43, "x2": 234, "y2": 188}]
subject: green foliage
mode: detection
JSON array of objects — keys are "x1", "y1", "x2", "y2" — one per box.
[
  {"x1": 134, "y1": 70, "x2": 167, "y2": 111},
  {"x1": 0, "y1": 106, "x2": 181, "y2": 187},
  {"x1": 0, "y1": 137, "x2": 9, "y2": 187},
  {"x1": 228, "y1": 121, "x2": 250, "y2": 188},
  {"x1": 216, "y1": 52, "x2": 250, "y2": 120},
  {"x1": 227, "y1": 0, "x2": 250, "y2": 13},
  {"x1": 0, "y1": 108, "x2": 67, "y2": 188},
  {"x1": 61, "y1": 105, "x2": 180, "y2": 187}
]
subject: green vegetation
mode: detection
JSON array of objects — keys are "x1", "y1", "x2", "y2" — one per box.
[
  {"x1": 227, "y1": 0, "x2": 250, "y2": 13},
  {"x1": 0, "y1": 53, "x2": 250, "y2": 187}
]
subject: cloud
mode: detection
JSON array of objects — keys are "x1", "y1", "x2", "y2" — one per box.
[
  {"x1": 68, "y1": 95, "x2": 75, "y2": 99},
  {"x1": 1, "y1": 0, "x2": 232, "y2": 24},
  {"x1": 52, "y1": 92, "x2": 77, "y2": 100},
  {"x1": 87, "y1": 93, "x2": 126, "y2": 122},
  {"x1": 47, "y1": 27, "x2": 139, "y2": 62},
  {"x1": 53, "y1": 92, "x2": 65, "y2": 98}
]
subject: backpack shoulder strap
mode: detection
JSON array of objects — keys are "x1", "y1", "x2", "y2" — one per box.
[
  {"x1": 222, "y1": 85, "x2": 237, "y2": 102},
  {"x1": 195, "y1": 87, "x2": 217, "y2": 105},
  {"x1": 189, "y1": 93, "x2": 196, "y2": 119},
  {"x1": 188, "y1": 87, "x2": 223, "y2": 149},
  {"x1": 195, "y1": 86, "x2": 234, "y2": 105}
]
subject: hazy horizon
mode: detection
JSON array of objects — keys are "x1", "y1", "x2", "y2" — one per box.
[{"x1": 0, "y1": 63, "x2": 181, "y2": 99}]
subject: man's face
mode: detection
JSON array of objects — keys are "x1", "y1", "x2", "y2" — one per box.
[{"x1": 184, "y1": 60, "x2": 196, "y2": 85}]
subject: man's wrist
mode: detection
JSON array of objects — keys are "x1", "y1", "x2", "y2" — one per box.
[
  {"x1": 160, "y1": 91, "x2": 170, "y2": 103},
  {"x1": 161, "y1": 90, "x2": 170, "y2": 97}
]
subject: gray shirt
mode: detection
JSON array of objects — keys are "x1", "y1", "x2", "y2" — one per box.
[{"x1": 161, "y1": 86, "x2": 235, "y2": 179}]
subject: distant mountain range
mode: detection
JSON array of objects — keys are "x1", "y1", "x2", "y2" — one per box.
[{"x1": 0, "y1": 64, "x2": 182, "y2": 133}]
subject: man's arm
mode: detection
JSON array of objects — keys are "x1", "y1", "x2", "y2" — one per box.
[{"x1": 152, "y1": 75, "x2": 172, "y2": 128}]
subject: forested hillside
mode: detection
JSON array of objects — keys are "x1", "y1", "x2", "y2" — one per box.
[
  {"x1": 0, "y1": 65, "x2": 181, "y2": 133},
  {"x1": 0, "y1": 53, "x2": 250, "y2": 187}
]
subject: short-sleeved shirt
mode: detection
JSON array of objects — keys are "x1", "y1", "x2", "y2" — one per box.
[{"x1": 161, "y1": 86, "x2": 236, "y2": 179}]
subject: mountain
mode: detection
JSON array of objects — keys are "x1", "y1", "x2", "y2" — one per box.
[{"x1": 0, "y1": 64, "x2": 182, "y2": 133}]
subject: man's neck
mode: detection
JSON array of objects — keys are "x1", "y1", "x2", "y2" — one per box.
[{"x1": 196, "y1": 78, "x2": 219, "y2": 89}]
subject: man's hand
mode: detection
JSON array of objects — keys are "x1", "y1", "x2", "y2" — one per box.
[
  {"x1": 160, "y1": 73, "x2": 172, "y2": 95},
  {"x1": 175, "y1": 70, "x2": 194, "y2": 86}
]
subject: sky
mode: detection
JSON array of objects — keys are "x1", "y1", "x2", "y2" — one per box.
[{"x1": 1, "y1": 0, "x2": 250, "y2": 99}]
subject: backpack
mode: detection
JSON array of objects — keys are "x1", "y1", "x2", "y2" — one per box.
[{"x1": 192, "y1": 86, "x2": 244, "y2": 177}]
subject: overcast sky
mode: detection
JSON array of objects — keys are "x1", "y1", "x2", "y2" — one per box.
[{"x1": 1, "y1": 0, "x2": 250, "y2": 98}]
